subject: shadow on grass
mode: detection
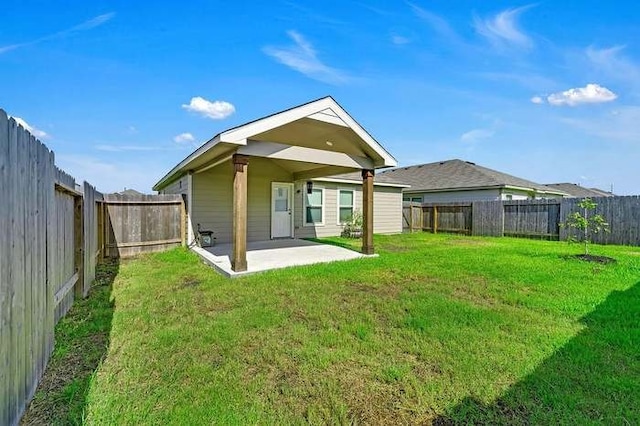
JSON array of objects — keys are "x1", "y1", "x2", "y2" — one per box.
[
  {"x1": 21, "y1": 259, "x2": 119, "y2": 425},
  {"x1": 434, "y1": 282, "x2": 640, "y2": 425},
  {"x1": 304, "y1": 237, "x2": 361, "y2": 251}
]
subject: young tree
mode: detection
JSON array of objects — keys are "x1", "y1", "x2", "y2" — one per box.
[{"x1": 562, "y1": 198, "x2": 609, "y2": 255}]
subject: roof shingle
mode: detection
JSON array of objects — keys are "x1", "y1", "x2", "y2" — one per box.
[{"x1": 377, "y1": 159, "x2": 565, "y2": 194}]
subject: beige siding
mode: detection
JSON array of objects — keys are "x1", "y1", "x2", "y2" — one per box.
[
  {"x1": 295, "y1": 182, "x2": 402, "y2": 238},
  {"x1": 373, "y1": 186, "x2": 403, "y2": 234},
  {"x1": 191, "y1": 158, "x2": 293, "y2": 244},
  {"x1": 419, "y1": 189, "x2": 502, "y2": 203},
  {"x1": 161, "y1": 176, "x2": 187, "y2": 196}
]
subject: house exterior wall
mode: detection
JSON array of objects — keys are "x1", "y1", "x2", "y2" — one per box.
[
  {"x1": 407, "y1": 188, "x2": 564, "y2": 203},
  {"x1": 294, "y1": 181, "x2": 403, "y2": 238},
  {"x1": 163, "y1": 158, "x2": 403, "y2": 244},
  {"x1": 189, "y1": 158, "x2": 293, "y2": 244},
  {"x1": 415, "y1": 189, "x2": 502, "y2": 203},
  {"x1": 160, "y1": 175, "x2": 187, "y2": 196}
]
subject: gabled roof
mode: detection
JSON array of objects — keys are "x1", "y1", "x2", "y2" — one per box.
[
  {"x1": 153, "y1": 96, "x2": 397, "y2": 190},
  {"x1": 379, "y1": 159, "x2": 567, "y2": 195},
  {"x1": 544, "y1": 183, "x2": 614, "y2": 198},
  {"x1": 117, "y1": 188, "x2": 146, "y2": 196}
]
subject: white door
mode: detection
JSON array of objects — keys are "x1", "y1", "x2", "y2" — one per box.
[{"x1": 271, "y1": 183, "x2": 293, "y2": 238}]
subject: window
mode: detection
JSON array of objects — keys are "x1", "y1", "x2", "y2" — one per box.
[
  {"x1": 403, "y1": 196, "x2": 422, "y2": 203},
  {"x1": 338, "y1": 189, "x2": 355, "y2": 224},
  {"x1": 505, "y1": 194, "x2": 513, "y2": 200},
  {"x1": 304, "y1": 187, "x2": 324, "y2": 225}
]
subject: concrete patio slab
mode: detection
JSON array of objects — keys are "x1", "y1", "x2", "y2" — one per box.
[{"x1": 191, "y1": 239, "x2": 376, "y2": 277}]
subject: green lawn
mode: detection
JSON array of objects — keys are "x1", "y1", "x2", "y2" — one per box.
[{"x1": 31, "y1": 233, "x2": 640, "y2": 424}]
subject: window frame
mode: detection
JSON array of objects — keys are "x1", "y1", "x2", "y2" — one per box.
[
  {"x1": 303, "y1": 186, "x2": 325, "y2": 226},
  {"x1": 403, "y1": 195, "x2": 423, "y2": 203},
  {"x1": 337, "y1": 188, "x2": 356, "y2": 225}
]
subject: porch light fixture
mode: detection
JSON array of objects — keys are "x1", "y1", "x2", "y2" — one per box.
[{"x1": 306, "y1": 181, "x2": 313, "y2": 194}]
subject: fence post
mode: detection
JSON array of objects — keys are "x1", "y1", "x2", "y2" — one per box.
[
  {"x1": 432, "y1": 206, "x2": 438, "y2": 234},
  {"x1": 97, "y1": 202, "x2": 104, "y2": 262},
  {"x1": 73, "y1": 196, "x2": 85, "y2": 298},
  {"x1": 180, "y1": 197, "x2": 186, "y2": 247}
]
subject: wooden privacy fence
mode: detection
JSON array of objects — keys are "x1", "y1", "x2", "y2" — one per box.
[
  {"x1": 102, "y1": 193, "x2": 185, "y2": 258},
  {"x1": 0, "y1": 110, "x2": 102, "y2": 426},
  {"x1": 403, "y1": 196, "x2": 640, "y2": 246},
  {"x1": 0, "y1": 107, "x2": 188, "y2": 426}
]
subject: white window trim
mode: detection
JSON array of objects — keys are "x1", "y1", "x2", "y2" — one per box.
[
  {"x1": 403, "y1": 195, "x2": 423, "y2": 203},
  {"x1": 303, "y1": 185, "x2": 325, "y2": 227},
  {"x1": 337, "y1": 188, "x2": 356, "y2": 225}
]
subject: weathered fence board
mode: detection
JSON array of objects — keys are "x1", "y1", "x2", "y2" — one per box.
[
  {"x1": 472, "y1": 201, "x2": 503, "y2": 237},
  {"x1": 418, "y1": 196, "x2": 640, "y2": 246},
  {"x1": 0, "y1": 112, "x2": 57, "y2": 426},
  {"x1": 503, "y1": 199, "x2": 561, "y2": 240},
  {"x1": 83, "y1": 182, "x2": 103, "y2": 296},
  {"x1": 103, "y1": 193, "x2": 184, "y2": 258}
]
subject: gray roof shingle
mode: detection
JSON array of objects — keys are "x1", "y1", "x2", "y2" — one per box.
[
  {"x1": 543, "y1": 183, "x2": 614, "y2": 198},
  {"x1": 377, "y1": 159, "x2": 565, "y2": 194}
]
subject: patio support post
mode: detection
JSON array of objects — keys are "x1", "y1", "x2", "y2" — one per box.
[
  {"x1": 231, "y1": 154, "x2": 249, "y2": 272},
  {"x1": 361, "y1": 169, "x2": 374, "y2": 255}
]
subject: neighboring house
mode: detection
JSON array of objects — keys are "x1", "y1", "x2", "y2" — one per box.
[
  {"x1": 117, "y1": 188, "x2": 146, "y2": 196},
  {"x1": 379, "y1": 159, "x2": 567, "y2": 203},
  {"x1": 153, "y1": 97, "x2": 402, "y2": 272},
  {"x1": 543, "y1": 183, "x2": 615, "y2": 198}
]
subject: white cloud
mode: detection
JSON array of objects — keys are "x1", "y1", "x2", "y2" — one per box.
[
  {"x1": 460, "y1": 128, "x2": 494, "y2": 143},
  {"x1": 409, "y1": 3, "x2": 460, "y2": 43},
  {"x1": 173, "y1": 132, "x2": 195, "y2": 144},
  {"x1": 0, "y1": 12, "x2": 115, "y2": 54},
  {"x1": 586, "y1": 46, "x2": 640, "y2": 92},
  {"x1": 263, "y1": 30, "x2": 349, "y2": 85},
  {"x1": 181, "y1": 97, "x2": 235, "y2": 120},
  {"x1": 473, "y1": 5, "x2": 534, "y2": 49},
  {"x1": 11, "y1": 116, "x2": 49, "y2": 139},
  {"x1": 530, "y1": 96, "x2": 544, "y2": 104},
  {"x1": 546, "y1": 84, "x2": 617, "y2": 106}
]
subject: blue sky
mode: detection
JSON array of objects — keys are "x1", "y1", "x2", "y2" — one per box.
[{"x1": 1, "y1": 1, "x2": 639, "y2": 194}]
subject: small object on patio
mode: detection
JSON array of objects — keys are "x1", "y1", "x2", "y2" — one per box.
[{"x1": 197, "y1": 223, "x2": 215, "y2": 247}]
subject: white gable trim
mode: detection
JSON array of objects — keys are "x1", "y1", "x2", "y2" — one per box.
[{"x1": 219, "y1": 97, "x2": 397, "y2": 167}]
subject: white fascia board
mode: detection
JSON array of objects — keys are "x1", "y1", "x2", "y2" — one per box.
[
  {"x1": 307, "y1": 111, "x2": 349, "y2": 127},
  {"x1": 219, "y1": 99, "x2": 333, "y2": 143},
  {"x1": 153, "y1": 134, "x2": 225, "y2": 190},
  {"x1": 503, "y1": 185, "x2": 568, "y2": 196},
  {"x1": 313, "y1": 177, "x2": 410, "y2": 188},
  {"x1": 327, "y1": 101, "x2": 398, "y2": 168},
  {"x1": 237, "y1": 140, "x2": 374, "y2": 169},
  {"x1": 403, "y1": 185, "x2": 568, "y2": 196},
  {"x1": 219, "y1": 97, "x2": 398, "y2": 168}
]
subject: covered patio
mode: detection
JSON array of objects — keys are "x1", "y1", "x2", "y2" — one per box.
[
  {"x1": 192, "y1": 239, "x2": 375, "y2": 278},
  {"x1": 153, "y1": 97, "x2": 398, "y2": 274}
]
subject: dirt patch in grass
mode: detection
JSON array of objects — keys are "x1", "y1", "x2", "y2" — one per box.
[
  {"x1": 349, "y1": 281, "x2": 404, "y2": 299},
  {"x1": 181, "y1": 274, "x2": 201, "y2": 287},
  {"x1": 564, "y1": 254, "x2": 617, "y2": 265},
  {"x1": 20, "y1": 260, "x2": 117, "y2": 426}
]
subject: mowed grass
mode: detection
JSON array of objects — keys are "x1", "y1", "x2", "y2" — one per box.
[{"x1": 65, "y1": 234, "x2": 639, "y2": 424}]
